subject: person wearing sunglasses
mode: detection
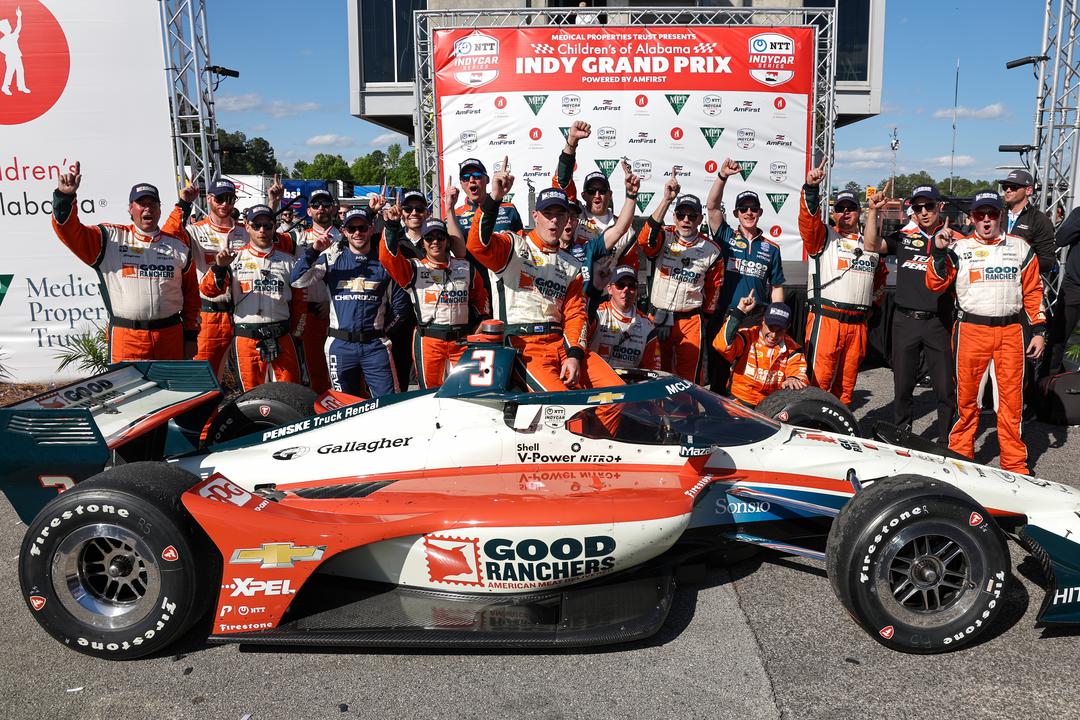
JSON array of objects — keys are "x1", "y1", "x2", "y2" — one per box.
[
  {"x1": 286, "y1": 188, "x2": 339, "y2": 393},
  {"x1": 381, "y1": 213, "x2": 490, "y2": 388},
  {"x1": 799, "y1": 157, "x2": 881, "y2": 406},
  {"x1": 999, "y1": 169, "x2": 1056, "y2": 274},
  {"x1": 452, "y1": 158, "x2": 523, "y2": 236},
  {"x1": 637, "y1": 174, "x2": 725, "y2": 384},
  {"x1": 291, "y1": 205, "x2": 409, "y2": 398},
  {"x1": 200, "y1": 204, "x2": 304, "y2": 391},
  {"x1": 858, "y1": 183, "x2": 956, "y2": 442},
  {"x1": 589, "y1": 266, "x2": 660, "y2": 370},
  {"x1": 712, "y1": 290, "x2": 807, "y2": 406},
  {"x1": 926, "y1": 190, "x2": 1046, "y2": 475},
  {"x1": 162, "y1": 177, "x2": 250, "y2": 379}
]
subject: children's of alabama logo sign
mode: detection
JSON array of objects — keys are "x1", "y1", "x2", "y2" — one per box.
[
  {"x1": 451, "y1": 31, "x2": 499, "y2": 88},
  {"x1": 0, "y1": 0, "x2": 70, "y2": 125},
  {"x1": 747, "y1": 32, "x2": 795, "y2": 87}
]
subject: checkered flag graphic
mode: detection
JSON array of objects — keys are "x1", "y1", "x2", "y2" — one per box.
[
  {"x1": 531, "y1": 43, "x2": 555, "y2": 54},
  {"x1": 692, "y1": 42, "x2": 718, "y2": 53}
]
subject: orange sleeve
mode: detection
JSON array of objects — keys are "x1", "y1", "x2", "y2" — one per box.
[
  {"x1": 702, "y1": 254, "x2": 725, "y2": 315},
  {"x1": 200, "y1": 265, "x2": 228, "y2": 299},
  {"x1": 926, "y1": 246, "x2": 957, "y2": 293},
  {"x1": 619, "y1": 243, "x2": 640, "y2": 271},
  {"x1": 275, "y1": 231, "x2": 295, "y2": 255},
  {"x1": 798, "y1": 189, "x2": 827, "y2": 257},
  {"x1": 641, "y1": 331, "x2": 661, "y2": 370},
  {"x1": 711, "y1": 312, "x2": 746, "y2": 363},
  {"x1": 637, "y1": 220, "x2": 664, "y2": 259},
  {"x1": 178, "y1": 242, "x2": 200, "y2": 332},
  {"x1": 161, "y1": 205, "x2": 188, "y2": 244},
  {"x1": 785, "y1": 346, "x2": 809, "y2": 383},
  {"x1": 379, "y1": 227, "x2": 417, "y2": 289},
  {"x1": 465, "y1": 201, "x2": 515, "y2": 272},
  {"x1": 51, "y1": 200, "x2": 105, "y2": 266},
  {"x1": 469, "y1": 268, "x2": 491, "y2": 317},
  {"x1": 562, "y1": 273, "x2": 588, "y2": 352},
  {"x1": 1019, "y1": 248, "x2": 1047, "y2": 327}
]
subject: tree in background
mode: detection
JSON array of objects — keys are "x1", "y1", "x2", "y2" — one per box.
[
  {"x1": 218, "y1": 128, "x2": 282, "y2": 176},
  {"x1": 844, "y1": 180, "x2": 863, "y2": 197},
  {"x1": 874, "y1": 171, "x2": 994, "y2": 199}
]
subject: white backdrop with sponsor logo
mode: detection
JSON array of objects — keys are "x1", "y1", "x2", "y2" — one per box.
[
  {"x1": 434, "y1": 25, "x2": 815, "y2": 253},
  {"x1": 0, "y1": 0, "x2": 177, "y2": 382}
]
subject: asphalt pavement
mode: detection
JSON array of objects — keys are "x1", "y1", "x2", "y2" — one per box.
[{"x1": 0, "y1": 366, "x2": 1076, "y2": 720}]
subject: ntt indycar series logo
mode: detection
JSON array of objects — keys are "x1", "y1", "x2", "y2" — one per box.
[
  {"x1": 748, "y1": 32, "x2": 796, "y2": 86},
  {"x1": 452, "y1": 32, "x2": 499, "y2": 88}
]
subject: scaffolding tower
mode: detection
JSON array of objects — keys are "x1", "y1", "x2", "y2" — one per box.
[{"x1": 160, "y1": 0, "x2": 220, "y2": 216}]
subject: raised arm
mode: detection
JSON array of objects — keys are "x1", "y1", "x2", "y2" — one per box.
[
  {"x1": 51, "y1": 161, "x2": 106, "y2": 266},
  {"x1": 466, "y1": 160, "x2": 516, "y2": 272},
  {"x1": 799, "y1": 156, "x2": 829, "y2": 256},
  {"x1": 442, "y1": 179, "x2": 467, "y2": 258},
  {"x1": 706, "y1": 159, "x2": 740, "y2": 235},
  {"x1": 602, "y1": 167, "x2": 640, "y2": 251},
  {"x1": 862, "y1": 180, "x2": 891, "y2": 254},
  {"x1": 926, "y1": 221, "x2": 958, "y2": 293}
]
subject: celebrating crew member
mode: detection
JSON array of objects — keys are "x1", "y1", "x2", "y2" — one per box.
[
  {"x1": 466, "y1": 161, "x2": 624, "y2": 402},
  {"x1": 200, "y1": 205, "x2": 303, "y2": 391},
  {"x1": 381, "y1": 213, "x2": 489, "y2": 389},
  {"x1": 637, "y1": 172, "x2": 725, "y2": 384},
  {"x1": 712, "y1": 290, "x2": 807, "y2": 406},
  {"x1": 862, "y1": 183, "x2": 955, "y2": 441},
  {"x1": 291, "y1": 205, "x2": 408, "y2": 398},
  {"x1": 799, "y1": 156, "x2": 880, "y2": 405},
  {"x1": 161, "y1": 178, "x2": 249, "y2": 378},
  {"x1": 590, "y1": 266, "x2": 660, "y2": 370},
  {"x1": 51, "y1": 162, "x2": 199, "y2": 362},
  {"x1": 926, "y1": 190, "x2": 1046, "y2": 474},
  {"x1": 289, "y1": 188, "x2": 339, "y2": 393},
  {"x1": 454, "y1": 158, "x2": 523, "y2": 235},
  {"x1": 705, "y1": 159, "x2": 786, "y2": 393}
]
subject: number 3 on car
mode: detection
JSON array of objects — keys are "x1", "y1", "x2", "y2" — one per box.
[{"x1": 468, "y1": 349, "x2": 495, "y2": 386}]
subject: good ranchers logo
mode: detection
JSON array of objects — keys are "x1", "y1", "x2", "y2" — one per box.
[
  {"x1": 700, "y1": 127, "x2": 724, "y2": 148},
  {"x1": 665, "y1": 93, "x2": 689, "y2": 115},
  {"x1": 524, "y1": 94, "x2": 548, "y2": 115}
]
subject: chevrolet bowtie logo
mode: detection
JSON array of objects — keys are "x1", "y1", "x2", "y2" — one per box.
[
  {"x1": 229, "y1": 542, "x2": 326, "y2": 569},
  {"x1": 587, "y1": 392, "x2": 625, "y2": 404}
]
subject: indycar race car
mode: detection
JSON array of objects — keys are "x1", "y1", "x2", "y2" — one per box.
[{"x1": 2, "y1": 330, "x2": 1078, "y2": 659}]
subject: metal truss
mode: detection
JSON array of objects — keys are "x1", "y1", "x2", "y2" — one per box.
[
  {"x1": 160, "y1": 0, "x2": 220, "y2": 216},
  {"x1": 413, "y1": 6, "x2": 837, "y2": 212}
]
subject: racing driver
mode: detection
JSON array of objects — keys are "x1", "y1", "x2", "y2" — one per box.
[
  {"x1": 589, "y1": 266, "x2": 660, "y2": 371},
  {"x1": 51, "y1": 162, "x2": 199, "y2": 362},
  {"x1": 799, "y1": 156, "x2": 881, "y2": 406},
  {"x1": 289, "y1": 188, "x2": 339, "y2": 393},
  {"x1": 926, "y1": 190, "x2": 1046, "y2": 475}
]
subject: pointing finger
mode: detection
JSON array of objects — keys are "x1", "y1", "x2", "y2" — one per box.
[{"x1": 503, "y1": 155, "x2": 509, "y2": 173}]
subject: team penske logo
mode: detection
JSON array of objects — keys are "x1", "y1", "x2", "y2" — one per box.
[
  {"x1": 121, "y1": 264, "x2": 175, "y2": 279},
  {"x1": 970, "y1": 266, "x2": 1018, "y2": 282}
]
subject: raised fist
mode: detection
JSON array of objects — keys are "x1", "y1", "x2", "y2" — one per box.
[{"x1": 805, "y1": 155, "x2": 829, "y2": 187}]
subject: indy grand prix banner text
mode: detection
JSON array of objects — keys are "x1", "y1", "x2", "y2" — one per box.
[{"x1": 433, "y1": 25, "x2": 815, "y2": 258}]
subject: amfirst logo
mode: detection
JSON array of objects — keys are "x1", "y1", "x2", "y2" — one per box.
[{"x1": 0, "y1": 1, "x2": 69, "y2": 125}]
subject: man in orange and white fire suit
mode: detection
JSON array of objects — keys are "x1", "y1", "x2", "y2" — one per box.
[
  {"x1": 799, "y1": 157, "x2": 881, "y2": 405},
  {"x1": 466, "y1": 165, "x2": 623, "y2": 398},
  {"x1": 926, "y1": 190, "x2": 1046, "y2": 474},
  {"x1": 51, "y1": 162, "x2": 199, "y2": 362},
  {"x1": 381, "y1": 216, "x2": 489, "y2": 388},
  {"x1": 637, "y1": 181, "x2": 725, "y2": 384},
  {"x1": 201, "y1": 205, "x2": 305, "y2": 391},
  {"x1": 589, "y1": 266, "x2": 660, "y2": 371}
]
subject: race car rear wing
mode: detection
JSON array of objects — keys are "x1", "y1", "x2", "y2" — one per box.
[{"x1": 0, "y1": 361, "x2": 221, "y2": 524}]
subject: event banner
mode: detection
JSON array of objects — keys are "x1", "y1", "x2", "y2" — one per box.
[
  {"x1": 433, "y1": 25, "x2": 815, "y2": 256},
  {"x1": 0, "y1": 0, "x2": 177, "y2": 382}
]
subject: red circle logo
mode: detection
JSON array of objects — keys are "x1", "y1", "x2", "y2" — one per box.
[
  {"x1": 774, "y1": 97, "x2": 787, "y2": 110},
  {"x1": 770, "y1": 225, "x2": 782, "y2": 237},
  {"x1": 529, "y1": 127, "x2": 542, "y2": 141},
  {"x1": 495, "y1": 96, "x2": 507, "y2": 109},
  {"x1": 670, "y1": 127, "x2": 684, "y2": 140},
  {"x1": 635, "y1": 94, "x2": 648, "y2": 107},
  {"x1": 705, "y1": 160, "x2": 718, "y2": 174},
  {"x1": 0, "y1": 1, "x2": 70, "y2": 125}
]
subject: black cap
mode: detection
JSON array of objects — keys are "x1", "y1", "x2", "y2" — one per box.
[
  {"x1": 401, "y1": 189, "x2": 427, "y2": 206},
  {"x1": 582, "y1": 171, "x2": 610, "y2": 191},
  {"x1": 910, "y1": 185, "x2": 941, "y2": 202},
  {"x1": 245, "y1": 204, "x2": 273, "y2": 221},
  {"x1": 674, "y1": 194, "x2": 702, "y2": 214},
  {"x1": 535, "y1": 187, "x2": 570, "y2": 212},
  {"x1": 459, "y1": 158, "x2": 487, "y2": 175},
  {"x1": 568, "y1": 199, "x2": 584, "y2": 215},
  {"x1": 735, "y1": 190, "x2": 761, "y2": 209},
  {"x1": 834, "y1": 190, "x2": 860, "y2": 209},
  {"x1": 610, "y1": 266, "x2": 637, "y2": 285},
  {"x1": 999, "y1": 169, "x2": 1033, "y2": 187},
  {"x1": 342, "y1": 208, "x2": 371, "y2": 225},
  {"x1": 309, "y1": 189, "x2": 333, "y2": 204},
  {"x1": 129, "y1": 183, "x2": 160, "y2": 203},
  {"x1": 421, "y1": 218, "x2": 449, "y2": 238},
  {"x1": 207, "y1": 178, "x2": 236, "y2": 197},
  {"x1": 969, "y1": 189, "x2": 1004, "y2": 211},
  {"x1": 764, "y1": 302, "x2": 793, "y2": 329}
]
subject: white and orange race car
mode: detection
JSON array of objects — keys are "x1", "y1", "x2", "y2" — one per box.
[{"x1": 3, "y1": 332, "x2": 1079, "y2": 660}]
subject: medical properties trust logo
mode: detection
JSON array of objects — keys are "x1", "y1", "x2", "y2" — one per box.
[{"x1": 0, "y1": 1, "x2": 69, "y2": 125}]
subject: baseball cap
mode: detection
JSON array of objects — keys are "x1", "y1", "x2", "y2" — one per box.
[
  {"x1": 999, "y1": 169, "x2": 1033, "y2": 187},
  {"x1": 459, "y1": 158, "x2": 487, "y2": 175},
  {"x1": 969, "y1": 189, "x2": 1004, "y2": 211},
  {"x1": 245, "y1": 204, "x2": 273, "y2": 222},
  {"x1": 568, "y1": 199, "x2": 584, "y2": 216},
  {"x1": 309, "y1": 188, "x2": 333, "y2": 204},
  {"x1": 834, "y1": 190, "x2": 860, "y2": 209},
  {"x1": 582, "y1": 171, "x2": 611, "y2": 191},
  {"x1": 609, "y1": 266, "x2": 637, "y2": 286},
  {"x1": 535, "y1": 187, "x2": 570, "y2": 212},
  {"x1": 400, "y1": 189, "x2": 427, "y2": 206},
  {"x1": 207, "y1": 178, "x2": 236, "y2": 197},
  {"x1": 342, "y1": 208, "x2": 371, "y2": 225},
  {"x1": 129, "y1": 183, "x2": 160, "y2": 203},
  {"x1": 675, "y1": 194, "x2": 702, "y2": 214},
  {"x1": 764, "y1": 302, "x2": 793, "y2": 329},
  {"x1": 421, "y1": 219, "x2": 450, "y2": 238},
  {"x1": 735, "y1": 190, "x2": 761, "y2": 209},
  {"x1": 910, "y1": 185, "x2": 941, "y2": 202}
]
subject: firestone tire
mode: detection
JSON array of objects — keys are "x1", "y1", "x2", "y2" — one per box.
[
  {"x1": 825, "y1": 475, "x2": 1010, "y2": 654},
  {"x1": 204, "y1": 382, "x2": 317, "y2": 447},
  {"x1": 754, "y1": 386, "x2": 860, "y2": 437},
  {"x1": 18, "y1": 462, "x2": 217, "y2": 660}
]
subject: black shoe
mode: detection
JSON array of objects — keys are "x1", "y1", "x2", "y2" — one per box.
[{"x1": 917, "y1": 374, "x2": 932, "y2": 388}]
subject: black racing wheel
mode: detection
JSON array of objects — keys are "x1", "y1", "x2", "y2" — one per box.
[
  {"x1": 755, "y1": 386, "x2": 860, "y2": 436},
  {"x1": 203, "y1": 382, "x2": 317, "y2": 447}
]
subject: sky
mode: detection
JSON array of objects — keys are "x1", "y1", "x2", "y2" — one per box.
[{"x1": 206, "y1": 0, "x2": 1045, "y2": 187}]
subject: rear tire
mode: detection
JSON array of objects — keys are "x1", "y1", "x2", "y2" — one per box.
[
  {"x1": 826, "y1": 475, "x2": 1009, "y2": 653},
  {"x1": 203, "y1": 382, "x2": 317, "y2": 446},
  {"x1": 755, "y1": 386, "x2": 860, "y2": 436},
  {"x1": 18, "y1": 462, "x2": 218, "y2": 659}
]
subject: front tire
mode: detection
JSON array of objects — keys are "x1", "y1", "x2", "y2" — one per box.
[
  {"x1": 826, "y1": 475, "x2": 1009, "y2": 653},
  {"x1": 203, "y1": 382, "x2": 317, "y2": 447},
  {"x1": 18, "y1": 462, "x2": 217, "y2": 659},
  {"x1": 755, "y1": 386, "x2": 860, "y2": 436}
]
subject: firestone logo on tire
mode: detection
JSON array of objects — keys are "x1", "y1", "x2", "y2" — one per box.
[
  {"x1": 451, "y1": 31, "x2": 499, "y2": 88},
  {"x1": 0, "y1": 1, "x2": 70, "y2": 126}
]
